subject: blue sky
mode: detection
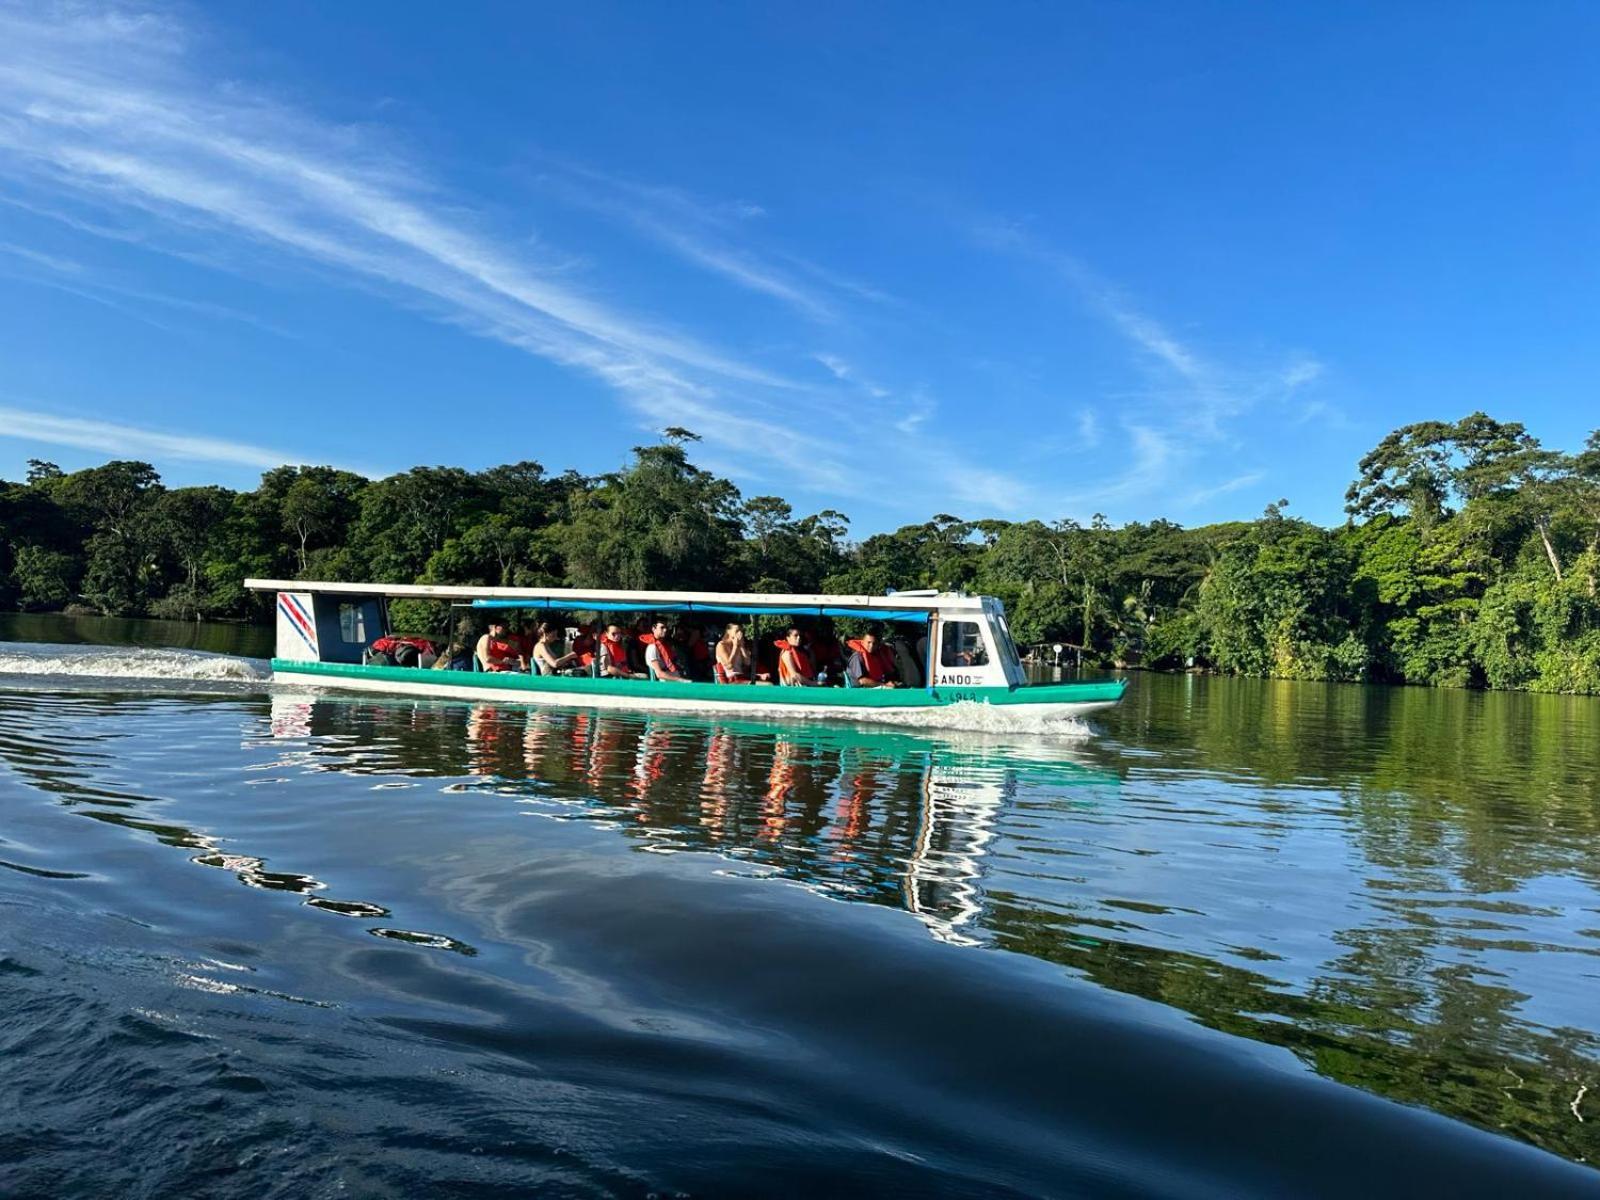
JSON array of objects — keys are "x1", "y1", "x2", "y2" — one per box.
[{"x1": 0, "y1": 2, "x2": 1595, "y2": 534}]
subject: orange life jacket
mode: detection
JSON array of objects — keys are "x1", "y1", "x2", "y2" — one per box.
[
  {"x1": 649, "y1": 636, "x2": 681, "y2": 676},
  {"x1": 599, "y1": 633, "x2": 630, "y2": 670},
  {"x1": 484, "y1": 635, "x2": 521, "y2": 668},
  {"x1": 775, "y1": 638, "x2": 814, "y2": 683},
  {"x1": 572, "y1": 633, "x2": 596, "y2": 667},
  {"x1": 847, "y1": 638, "x2": 894, "y2": 683}
]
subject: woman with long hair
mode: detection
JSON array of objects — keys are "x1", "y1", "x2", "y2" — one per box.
[{"x1": 715, "y1": 622, "x2": 753, "y2": 683}]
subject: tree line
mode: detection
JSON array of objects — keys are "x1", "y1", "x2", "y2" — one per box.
[{"x1": 3, "y1": 417, "x2": 1599, "y2": 692}]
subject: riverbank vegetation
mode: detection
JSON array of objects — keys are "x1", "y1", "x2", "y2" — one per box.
[{"x1": 3, "y1": 416, "x2": 1598, "y2": 692}]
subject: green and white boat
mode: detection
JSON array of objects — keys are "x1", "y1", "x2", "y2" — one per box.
[{"x1": 246, "y1": 579, "x2": 1127, "y2": 725}]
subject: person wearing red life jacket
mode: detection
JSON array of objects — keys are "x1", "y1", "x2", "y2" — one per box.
[
  {"x1": 598, "y1": 623, "x2": 643, "y2": 679},
  {"x1": 845, "y1": 629, "x2": 901, "y2": 688},
  {"x1": 809, "y1": 618, "x2": 845, "y2": 678},
  {"x1": 475, "y1": 618, "x2": 525, "y2": 673},
  {"x1": 570, "y1": 624, "x2": 597, "y2": 669},
  {"x1": 645, "y1": 620, "x2": 689, "y2": 682},
  {"x1": 776, "y1": 627, "x2": 819, "y2": 686},
  {"x1": 680, "y1": 623, "x2": 714, "y2": 681}
]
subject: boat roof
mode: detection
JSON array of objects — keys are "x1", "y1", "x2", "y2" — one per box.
[{"x1": 243, "y1": 579, "x2": 986, "y2": 616}]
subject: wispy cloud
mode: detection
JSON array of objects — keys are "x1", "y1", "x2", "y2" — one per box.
[
  {"x1": 1076, "y1": 408, "x2": 1101, "y2": 448},
  {"x1": 0, "y1": 5, "x2": 1119, "y2": 527},
  {"x1": 973, "y1": 219, "x2": 1331, "y2": 450},
  {"x1": 1280, "y1": 356, "x2": 1323, "y2": 390},
  {"x1": 974, "y1": 220, "x2": 1247, "y2": 437},
  {"x1": 813, "y1": 351, "x2": 891, "y2": 398},
  {"x1": 0, "y1": 3, "x2": 868, "y2": 490},
  {"x1": 0, "y1": 239, "x2": 82, "y2": 273},
  {"x1": 1076, "y1": 424, "x2": 1176, "y2": 505},
  {"x1": 0, "y1": 239, "x2": 299, "y2": 336},
  {"x1": 0, "y1": 402, "x2": 374, "y2": 475},
  {"x1": 1179, "y1": 470, "x2": 1264, "y2": 509},
  {"x1": 537, "y1": 162, "x2": 892, "y2": 322}
]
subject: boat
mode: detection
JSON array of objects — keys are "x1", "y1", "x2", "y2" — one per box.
[{"x1": 244, "y1": 579, "x2": 1127, "y2": 724}]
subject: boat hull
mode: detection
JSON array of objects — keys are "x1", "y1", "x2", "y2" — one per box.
[{"x1": 269, "y1": 660, "x2": 1127, "y2": 724}]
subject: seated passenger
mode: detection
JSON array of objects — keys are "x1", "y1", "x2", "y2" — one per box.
[
  {"x1": 630, "y1": 617, "x2": 654, "y2": 674},
  {"x1": 646, "y1": 620, "x2": 689, "y2": 682},
  {"x1": 776, "y1": 627, "x2": 819, "y2": 687},
  {"x1": 515, "y1": 620, "x2": 538, "y2": 665},
  {"x1": 846, "y1": 629, "x2": 901, "y2": 688},
  {"x1": 570, "y1": 623, "x2": 597, "y2": 669},
  {"x1": 533, "y1": 627, "x2": 581, "y2": 676},
  {"x1": 810, "y1": 618, "x2": 845, "y2": 679},
  {"x1": 680, "y1": 623, "x2": 714, "y2": 681},
  {"x1": 715, "y1": 622, "x2": 753, "y2": 683},
  {"x1": 475, "y1": 618, "x2": 525, "y2": 673},
  {"x1": 598, "y1": 623, "x2": 644, "y2": 678}
]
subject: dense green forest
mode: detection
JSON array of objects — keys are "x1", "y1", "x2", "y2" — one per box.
[{"x1": 3, "y1": 416, "x2": 1599, "y2": 692}]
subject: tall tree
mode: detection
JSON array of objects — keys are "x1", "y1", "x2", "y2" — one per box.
[{"x1": 561, "y1": 437, "x2": 741, "y2": 591}]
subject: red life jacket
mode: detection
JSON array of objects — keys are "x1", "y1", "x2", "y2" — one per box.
[
  {"x1": 775, "y1": 638, "x2": 814, "y2": 683},
  {"x1": 847, "y1": 638, "x2": 894, "y2": 683},
  {"x1": 371, "y1": 636, "x2": 437, "y2": 655},
  {"x1": 599, "y1": 633, "x2": 630, "y2": 670},
  {"x1": 484, "y1": 635, "x2": 521, "y2": 668},
  {"x1": 811, "y1": 633, "x2": 842, "y2": 666},
  {"x1": 571, "y1": 633, "x2": 596, "y2": 667},
  {"x1": 650, "y1": 636, "x2": 681, "y2": 676}
]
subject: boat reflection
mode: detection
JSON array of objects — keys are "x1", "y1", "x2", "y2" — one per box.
[{"x1": 265, "y1": 694, "x2": 1120, "y2": 946}]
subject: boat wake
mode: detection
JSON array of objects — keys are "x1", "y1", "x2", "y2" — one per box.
[
  {"x1": 0, "y1": 642, "x2": 270, "y2": 686},
  {"x1": 861, "y1": 699, "x2": 1096, "y2": 738}
]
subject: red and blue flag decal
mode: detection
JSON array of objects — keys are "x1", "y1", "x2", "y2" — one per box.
[{"x1": 278, "y1": 592, "x2": 318, "y2": 655}]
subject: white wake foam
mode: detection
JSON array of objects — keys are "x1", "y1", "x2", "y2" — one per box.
[
  {"x1": 0, "y1": 641, "x2": 269, "y2": 683},
  {"x1": 862, "y1": 699, "x2": 1095, "y2": 738}
]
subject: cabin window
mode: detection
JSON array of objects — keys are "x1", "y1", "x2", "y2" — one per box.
[
  {"x1": 338, "y1": 603, "x2": 370, "y2": 644},
  {"x1": 992, "y1": 609, "x2": 1025, "y2": 683},
  {"x1": 940, "y1": 621, "x2": 989, "y2": 668}
]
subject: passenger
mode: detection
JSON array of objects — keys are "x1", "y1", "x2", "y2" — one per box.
[
  {"x1": 475, "y1": 618, "x2": 524, "y2": 673},
  {"x1": 715, "y1": 622, "x2": 753, "y2": 683},
  {"x1": 630, "y1": 617, "x2": 654, "y2": 675},
  {"x1": 681, "y1": 624, "x2": 714, "y2": 681},
  {"x1": 646, "y1": 620, "x2": 689, "y2": 682},
  {"x1": 570, "y1": 623, "x2": 597, "y2": 670},
  {"x1": 776, "y1": 627, "x2": 819, "y2": 687},
  {"x1": 533, "y1": 627, "x2": 581, "y2": 676},
  {"x1": 846, "y1": 629, "x2": 901, "y2": 688},
  {"x1": 598, "y1": 623, "x2": 644, "y2": 678},
  {"x1": 515, "y1": 620, "x2": 539, "y2": 666},
  {"x1": 810, "y1": 618, "x2": 846, "y2": 680}
]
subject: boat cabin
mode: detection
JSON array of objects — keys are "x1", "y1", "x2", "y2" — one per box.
[{"x1": 248, "y1": 579, "x2": 1028, "y2": 690}]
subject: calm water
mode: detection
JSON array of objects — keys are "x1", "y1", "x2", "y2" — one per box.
[
  {"x1": 0, "y1": 611, "x2": 273, "y2": 658},
  {"x1": 1, "y1": 617, "x2": 1598, "y2": 1196}
]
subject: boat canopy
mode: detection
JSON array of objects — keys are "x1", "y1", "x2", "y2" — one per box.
[
  {"x1": 465, "y1": 598, "x2": 931, "y2": 620},
  {"x1": 244, "y1": 578, "x2": 980, "y2": 616}
]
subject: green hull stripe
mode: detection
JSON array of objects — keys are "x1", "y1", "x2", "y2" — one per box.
[{"x1": 271, "y1": 660, "x2": 1127, "y2": 708}]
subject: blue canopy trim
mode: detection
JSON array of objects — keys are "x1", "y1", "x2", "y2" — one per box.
[{"x1": 465, "y1": 599, "x2": 928, "y2": 621}]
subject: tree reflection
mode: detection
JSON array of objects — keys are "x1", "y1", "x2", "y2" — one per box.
[{"x1": 256, "y1": 690, "x2": 1600, "y2": 1164}]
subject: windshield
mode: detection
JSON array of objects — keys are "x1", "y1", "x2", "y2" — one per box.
[{"x1": 992, "y1": 608, "x2": 1025, "y2": 686}]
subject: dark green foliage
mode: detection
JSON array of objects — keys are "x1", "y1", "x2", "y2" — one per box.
[{"x1": 6, "y1": 417, "x2": 1600, "y2": 692}]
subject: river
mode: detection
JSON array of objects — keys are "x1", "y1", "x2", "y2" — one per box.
[{"x1": 1, "y1": 614, "x2": 1596, "y2": 1196}]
